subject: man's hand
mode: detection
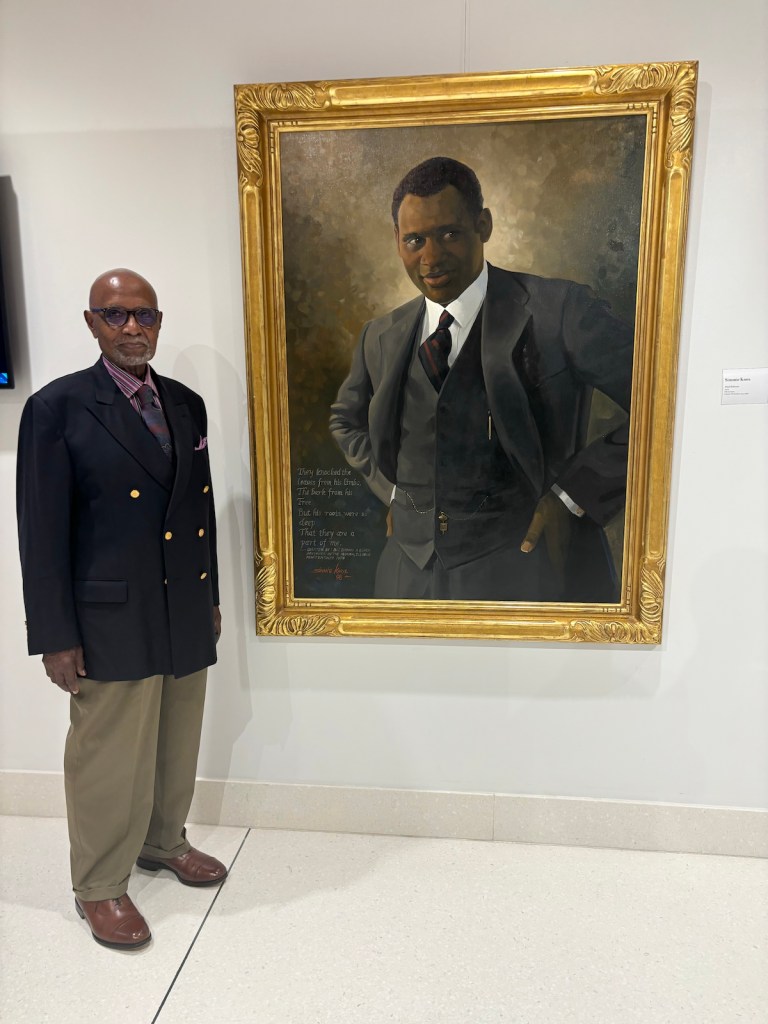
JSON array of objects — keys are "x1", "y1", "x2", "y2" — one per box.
[
  {"x1": 42, "y1": 646, "x2": 86, "y2": 695},
  {"x1": 520, "y1": 491, "x2": 573, "y2": 582},
  {"x1": 213, "y1": 606, "x2": 222, "y2": 643}
]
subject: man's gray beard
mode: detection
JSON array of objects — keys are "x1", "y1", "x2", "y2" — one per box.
[{"x1": 116, "y1": 348, "x2": 153, "y2": 368}]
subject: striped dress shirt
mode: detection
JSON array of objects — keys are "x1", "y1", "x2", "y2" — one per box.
[{"x1": 101, "y1": 355, "x2": 162, "y2": 413}]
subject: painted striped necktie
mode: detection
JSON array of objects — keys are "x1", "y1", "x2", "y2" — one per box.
[
  {"x1": 136, "y1": 384, "x2": 174, "y2": 461},
  {"x1": 419, "y1": 309, "x2": 454, "y2": 391}
]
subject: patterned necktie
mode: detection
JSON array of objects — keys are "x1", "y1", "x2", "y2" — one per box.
[
  {"x1": 136, "y1": 384, "x2": 174, "y2": 461},
  {"x1": 419, "y1": 309, "x2": 454, "y2": 392}
]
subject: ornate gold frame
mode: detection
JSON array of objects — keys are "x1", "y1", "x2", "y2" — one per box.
[{"x1": 234, "y1": 62, "x2": 697, "y2": 642}]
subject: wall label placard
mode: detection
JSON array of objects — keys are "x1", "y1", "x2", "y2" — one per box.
[{"x1": 721, "y1": 368, "x2": 768, "y2": 405}]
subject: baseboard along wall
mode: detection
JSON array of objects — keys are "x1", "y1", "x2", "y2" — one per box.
[{"x1": 1, "y1": 771, "x2": 766, "y2": 859}]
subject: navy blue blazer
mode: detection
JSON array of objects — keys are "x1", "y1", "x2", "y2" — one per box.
[{"x1": 17, "y1": 360, "x2": 219, "y2": 681}]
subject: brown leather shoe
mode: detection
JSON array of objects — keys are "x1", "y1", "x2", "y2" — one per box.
[
  {"x1": 136, "y1": 846, "x2": 228, "y2": 887},
  {"x1": 75, "y1": 895, "x2": 151, "y2": 950}
]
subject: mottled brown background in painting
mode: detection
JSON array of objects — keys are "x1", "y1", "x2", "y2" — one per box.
[{"x1": 279, "y1": 115, "x2": 646, "y2": 597}]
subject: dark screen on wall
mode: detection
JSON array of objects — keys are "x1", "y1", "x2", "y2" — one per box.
[{"x1": 0, "y1": 245, "x2": 14, "y2": 388}]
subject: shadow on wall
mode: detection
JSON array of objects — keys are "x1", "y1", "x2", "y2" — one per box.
[
  {"x1": 0, "y1": 177, "x2": 31, "y2": 448},
  {"x1": 169, "y1": 345, "x2": 270, "y2": 790}
]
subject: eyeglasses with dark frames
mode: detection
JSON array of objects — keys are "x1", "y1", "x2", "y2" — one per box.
[{"x1": 90, "y1": 306, "x2": 161, "y2": 328}]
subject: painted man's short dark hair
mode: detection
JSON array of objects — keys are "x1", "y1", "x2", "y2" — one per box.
[{"x1": 391, "y1": 156, "x2": 485, "y2": 224}]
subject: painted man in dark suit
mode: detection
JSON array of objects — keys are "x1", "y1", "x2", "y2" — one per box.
[
  {"x1": 330, "y1": 157, "x2": 633, "y2": 602},
  {"x1": 17, "y1": 269, "x2": 226, "y2": 950}
]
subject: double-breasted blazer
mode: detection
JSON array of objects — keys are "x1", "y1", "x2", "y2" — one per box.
[
  {"x1": 17, "y1": 359, "x2": 219, "y2": 681},
  {"x1": 329, "y1": 264, "x2": 634, "y2": 594}
]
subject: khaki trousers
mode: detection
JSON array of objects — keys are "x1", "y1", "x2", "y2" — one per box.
[{"x1": 64, "y1": 669, "x2": 207, "y2": 901}]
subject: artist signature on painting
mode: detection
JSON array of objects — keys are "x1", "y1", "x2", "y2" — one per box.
[{"x1": 311, "y1": 564, "x2": 351, "y2": 582}]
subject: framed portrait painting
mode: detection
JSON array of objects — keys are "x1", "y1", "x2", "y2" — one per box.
[{"x1": 234, "y1": 61, "x2": 697, "y2": 642}]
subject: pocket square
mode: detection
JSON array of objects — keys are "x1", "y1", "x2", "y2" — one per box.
[{"x1": 194, "y1": 436, "x2": 208, "y2": 451}]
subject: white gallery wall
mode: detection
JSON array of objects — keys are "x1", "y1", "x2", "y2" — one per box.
[{"x1": 1, "y1": 0, "x2": 766, "y2": 810}]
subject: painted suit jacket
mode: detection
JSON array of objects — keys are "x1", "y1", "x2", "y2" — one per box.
[{"x1": 330, "y1": 263, "x2": 634, "y2": 534}]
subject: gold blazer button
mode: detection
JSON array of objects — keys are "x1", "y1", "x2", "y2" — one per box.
[
  {"x1": 200, "y1": 572, "x2": 208, "y2": 580},
  {"x1": 203, "y1": 485, "x2": 210, "y2": 493},
  {"x1": 198, "y1": 528, "x2": 205, "y2": 537},
  {"x1": 130, "y1": 489, "x2": 140, "y2": 498},
  {"x1": 164, "y1": 531, "x2": 173, "y2": 540}
]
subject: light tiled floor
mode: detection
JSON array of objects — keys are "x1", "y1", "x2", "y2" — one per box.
[{"x1": 1, "y1": 817, "x2": 766, "y2": 1023}]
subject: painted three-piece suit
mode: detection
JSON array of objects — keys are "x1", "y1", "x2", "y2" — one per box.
[{"x1": 330, "y1": 264, "x2": 634, "y2": 602}]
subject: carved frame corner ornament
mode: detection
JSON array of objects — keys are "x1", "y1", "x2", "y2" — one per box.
[
  {"x1": 666, "y1": 65, "x2": 697, "y2": 171},
  {"x1": 568, "y1": 555, "x2": 665, "y2": 644},
  {"x1": 255, "y1": 550, "x2": 342, "y2": 636},
  {"x1": 235, "y1": 96, "x2": 263, "y2": 191},
  {"x1": 235, "y1": 62, "x2": 697, "y2": 644},
  {"x1": 261, "y1": 612, "x2": 344, "y2": 637},
  {"x1": 593, "y1": 61, "x2": 697, "y2": 170},
  {"x1": 236, "y1": 82, "x2": 333, "y2": 191}
]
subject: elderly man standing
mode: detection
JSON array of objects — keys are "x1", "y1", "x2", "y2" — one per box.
[{"x1": 16, "y1": 268, "x2": 226, "y2": 950}]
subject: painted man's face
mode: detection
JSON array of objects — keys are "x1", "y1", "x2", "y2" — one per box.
[{"x1": 395, "y1": 185, "x2": 493, "y2": 305}]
